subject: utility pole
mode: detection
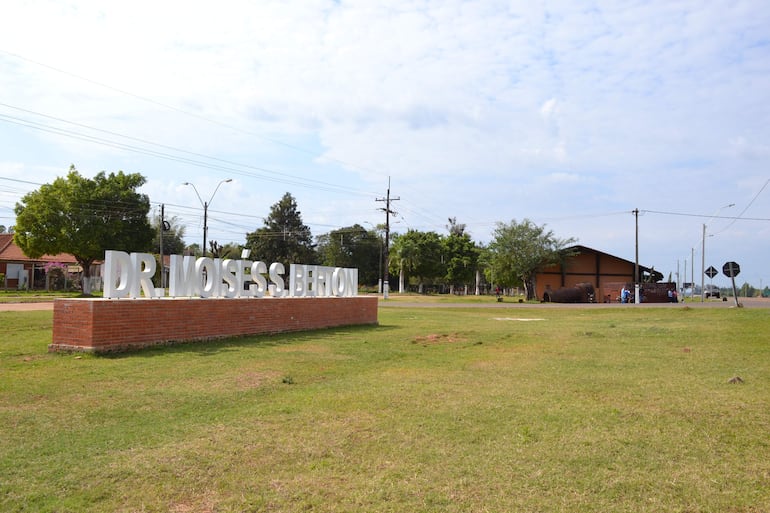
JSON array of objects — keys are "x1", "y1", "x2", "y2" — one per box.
[
  {"x1": 160, "y1": 204, "x2": 165, "y2": 289},
  {"x1": 701, "y1": 223, "x2": 706, "y2": 302},
  {"x1": 376, "y1": 178, "x2": 399, "y2": 299},
  {"x1": 691, "y1": 247, "x2": 695, "y2": 300},
  {"x1": 633, "y1": 208, "x2": 640, "y2": 303},
  {"x1": 683, "y1": 258, "x2": 687, "y2": 301}
]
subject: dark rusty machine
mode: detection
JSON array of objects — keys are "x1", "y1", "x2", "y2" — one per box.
[{"x1": 542, "y1": 283, "x2": 596, "y2": 303}]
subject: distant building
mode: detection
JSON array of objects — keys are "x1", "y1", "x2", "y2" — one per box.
[
  {"x1": 0, "y1": 233, "x2": 81, "y2": 290},
  {"x1": 535, "y1": 245, "x2": 664, "y2": 303}
]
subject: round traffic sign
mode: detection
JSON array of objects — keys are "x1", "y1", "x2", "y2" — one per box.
[{"x1": 722, "y1": 261, "x2": 740, "y2": 278}]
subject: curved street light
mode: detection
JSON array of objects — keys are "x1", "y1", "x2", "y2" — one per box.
[{"x1": 183, "y1": 178, "x2": 232, "y2": 257}]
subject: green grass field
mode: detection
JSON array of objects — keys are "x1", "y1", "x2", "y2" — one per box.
[{"x1": 1, "y1": 304, "x2": 768, "y2": 512}]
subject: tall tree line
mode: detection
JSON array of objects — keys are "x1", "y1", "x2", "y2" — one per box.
[{"x1": 13, "y1": 167, "x2": 577, "y2": 295}]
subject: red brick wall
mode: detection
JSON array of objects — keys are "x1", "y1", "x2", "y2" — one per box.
[{"x1": 50, "y1": 296, "x2": 379, "y2": 353}]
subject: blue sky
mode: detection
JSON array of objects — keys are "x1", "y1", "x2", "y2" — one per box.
[{"x1": 1, "y1": 0, "x2": 769, "y2": 289}]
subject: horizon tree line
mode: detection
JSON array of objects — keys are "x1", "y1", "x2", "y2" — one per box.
[{"x1": 13, "y1": 166, "x2": 685, "y2": 299}]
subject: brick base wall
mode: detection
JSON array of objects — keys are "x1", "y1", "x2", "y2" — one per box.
[{"x1": 50, "y1": 296, "x2": 379, "y2": 353}]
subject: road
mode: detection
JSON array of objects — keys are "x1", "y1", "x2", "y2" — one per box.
[{"x1": 2, "y1": 298, "x2": 768, "y2": 312}]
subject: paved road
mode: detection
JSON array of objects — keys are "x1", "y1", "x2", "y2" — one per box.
[
  {"x1": 2, "y1": 298, "x2": 768, "y2": 312},
  {"x1": 378, "y1": 297, "x2": 770, "y2": 309},
  {"x1": 0, "y1": 302, "x2": 55, "y2": 311}
]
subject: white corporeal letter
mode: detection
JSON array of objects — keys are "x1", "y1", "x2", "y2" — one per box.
[
  {"x1": 130, "y1": 252, "x2": 161, "y2": 298},
  {"x1": 290, "y1": 264, "x2": 307, "y2": 297},
  {"x1": 249, "y1": 261, "x2": 268, "y2": 297},
  {"x1": 169, "y1": 255, "x2": 198, "y2": 297},
  {"x1": 196, "y1": 258, "x2": 219, "y2": 298},
  {"x1": 268, "y1": 262, "x2": 285, "y2": 297},
  {"x1": 104, "y1": 250, "x2": 132, "y2": 298},
  {"x1": 221, "y1": 259, "x2": 239, "y2": 298}
]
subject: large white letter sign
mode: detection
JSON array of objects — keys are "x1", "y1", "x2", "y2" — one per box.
[
  {"x1": 221, "y1": 259, "x2": 239, "y2": 298},
  {"x1": 249, "y1": 261, "x2": 268, "y2": 297},
  {"x1": 236, "y1": 259, "x2": 252, "y2": 298},
  {"x1": 168, "y1": 255, "x2": 198, "y2": 297},
  {"x1": 289, "y1": 264, "x2": 308, "y2": 297},
  {"x1": 196, "y1": 258, "x2": 220, "y2": 298},
  {"x1": 103, "y1": 250, "x2": 359, "y2": 299},
  {"x1": 268, "y1": 263, "x2": 285, "y2": 297},
  {"x1": 331, "y1": 267, "x2": 358, "y2": 297},
  {"x1": 130, "y1": 252, "x2": 163, "y2": 298},
  {"x1": 104, "y1": 250, "x2": 133, "y2": 298},
  {"x1": 313, "y1": 266, "x2": 329, "y2": 297}
]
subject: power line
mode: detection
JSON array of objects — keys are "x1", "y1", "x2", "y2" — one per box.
[
  {"x1": 0, "y1": 111, "x2": 374, "y2": 197},
  {"x1": 0, "y1": 176, "x2": 44, "y2": 187},
  {"x1": 0, "y1": 50, "x2": 385, "y2": 179},
  {"x1": 714, "y1": 178, "x2": 770, "y2": 234},
  {"x1": 641, "y1": 209, "x2": 770, "y2": 222}
]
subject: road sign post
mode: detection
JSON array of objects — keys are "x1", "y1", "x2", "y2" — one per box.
[{"x1": 722, "y1": 261, "x2": 741, "y2": 307}]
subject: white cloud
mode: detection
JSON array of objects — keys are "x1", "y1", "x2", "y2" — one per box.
[{"x1": 1, "y1": 0, "x2": 769, "y2": 284}]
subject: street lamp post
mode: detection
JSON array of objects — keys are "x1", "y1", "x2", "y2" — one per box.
[
  {"x1": 183, "y1": 179, "x2": 232, "y2": 257},
  {"x1": 701, "y1": 203, "x2": 734, "y2": 302}
]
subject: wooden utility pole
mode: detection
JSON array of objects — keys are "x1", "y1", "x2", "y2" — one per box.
[
  {"x1": 160, "y1": 204, "x2": 166, "y2": 289},
  {"x1": 376, "y1": 178, "x2": 399, "y2": 299},
  {"x1": 633, "y1": 208, "x2": 639, "y2": 283}
]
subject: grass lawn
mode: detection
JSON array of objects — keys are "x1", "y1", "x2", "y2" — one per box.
[{"x1": 1, "y1": 304, "x2": 768, "y2": 512}]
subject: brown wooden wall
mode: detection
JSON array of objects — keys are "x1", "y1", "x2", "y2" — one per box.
[{"x1": 535, "y1": 250, "x2": 635, "y2": 301}]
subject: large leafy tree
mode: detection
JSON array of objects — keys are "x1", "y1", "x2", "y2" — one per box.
[
  {"x1": 442, "y1": 231, "x2": 478, "y2": 294},
  {"x1": 14, "y1": 165, "x2": 153, "y2": 294},
  {"x1": 487, "y1": 218, "x2": 576, "y2": 300},
  {"x1": 245, "y1": 192, "x2": 316, "y2": 268},
  {"x1": 390, "y1": 229, "x2": 444, "y2": 293},
  {"x1": 316, "y1": 224, "x2": 381, "y2": 286}
]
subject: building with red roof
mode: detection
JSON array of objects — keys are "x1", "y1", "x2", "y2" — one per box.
[{"x1": 0, "y1": 233, "x2": 80, "y2": 290}]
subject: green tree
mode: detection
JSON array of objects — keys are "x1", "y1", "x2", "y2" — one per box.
[
  {"x1": 208, "y1": 241, "x2": 242, "y2": 259},
  {"x1": 244, "y1": 192, "x2": 316, "y2": 268},
  {"x1": 13, "y1": 165, "x2": 153, "y2": 294},
  {"x1": 390, "y1": 229, "x2": 444, "y2": 293},
  {"x1": 316, "y1": 224, "x2": 381, "y2": 286},
  {"x1": 390, "y1": 231, "x2": 417, "y2": 292},
  {"x1": 739, "y1": 282, "x2": 757, "y2": 298},
  {"x1": 487, "y1": 218, "x2": 576, "y2": 300},
  {"x1": 185, "y1": 243, "x2": 202, "y2": 257},
  {"x1": 442, "y1": 231, "x2": 478, "y2": 294}
]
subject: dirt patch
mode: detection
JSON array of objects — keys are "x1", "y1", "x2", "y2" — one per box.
[
  {"x1": 492, "y1": 317, "x2": 545, "y2": 321},
  {"x1": 412, "y1": 333, "x2": 466, "y2": 345}
]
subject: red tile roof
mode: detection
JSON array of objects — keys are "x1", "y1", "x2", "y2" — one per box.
[{"x1": 0, "y1": 234, "x2": 79, "y2": 264}]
